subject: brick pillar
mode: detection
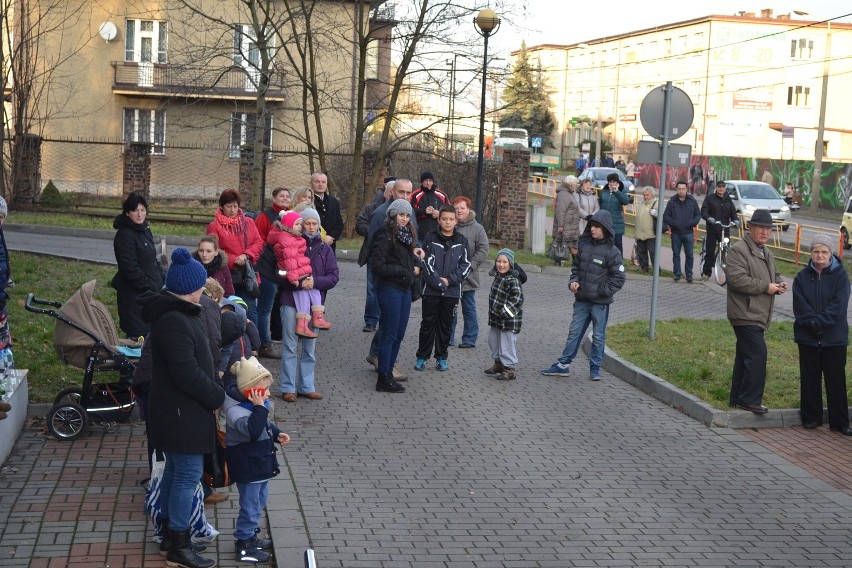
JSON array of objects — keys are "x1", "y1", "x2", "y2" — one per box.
[
  {"x1": 495, "y1": 148, "x2": 531, "y2": 251},
  {"x1": 12, "y1": 133, "x2": 42, "y2": 206},
  {"x1": 123, "y1": 142, "x2": 151, "y2": 199}
]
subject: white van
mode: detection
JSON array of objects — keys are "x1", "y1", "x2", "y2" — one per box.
[{"x1": 725, "y1": 180, "x2": 792, "y2": 231}]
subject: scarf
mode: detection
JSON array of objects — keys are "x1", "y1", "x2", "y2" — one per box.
[
  {"x1": 215, "y1": 208, "x2": 246, "y2": 235},
  {"x1": 395, "y1": 223, "x2": 413, "y2": 247}
]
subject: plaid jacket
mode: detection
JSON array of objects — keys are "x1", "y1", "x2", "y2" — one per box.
[{"x1": 488, "y1": 270, "x2": 523, "y2": 333}]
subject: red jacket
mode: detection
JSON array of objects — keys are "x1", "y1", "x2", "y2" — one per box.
[
  {"x1": 206, "y1": 214, "x2": 263, "y2": 269},
  {"x1": 267, "y1": 223, "x2": 312, "y2": 284},
  {"x1": 254, "y1": 205, "x2": 287, "y2": 241}
]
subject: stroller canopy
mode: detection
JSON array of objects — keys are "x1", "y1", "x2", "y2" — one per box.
[{"x1": 54, "y1": 280, "x2": 129, "y2": 368}]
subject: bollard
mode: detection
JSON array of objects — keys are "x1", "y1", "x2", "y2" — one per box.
[
  {"x1": 304, "y1": 548, "x2": 316, "y2": 568},
  {"x1": 527, "y1": 203, "x2": 547, "y2": 254}
]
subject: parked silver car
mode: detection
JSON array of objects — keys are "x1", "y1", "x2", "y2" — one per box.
[{"x1": 725, "y1": 180, "x2": 791, "y2": 231}]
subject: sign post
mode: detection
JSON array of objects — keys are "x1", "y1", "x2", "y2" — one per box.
[{"x1": 639, "y1": 82, "x2": 694, "y2": 339}]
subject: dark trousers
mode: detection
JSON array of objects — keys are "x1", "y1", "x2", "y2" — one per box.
[
  {"x1": 635, "y1": 238, "x2": 655, "y2": 271},
  {"x1": 730, "y1": 325, "x2": 767, "y2": 407},
  {"x1": 613, "y1": 233, "x2": 623, "y2": 256},
  {"x1": 703, "y1": 228, "x2": 721, "y2": 277},
  {"x1": 416, "y1": 295, "x2": 458, "y2": 360},
  {"x1": 799, "y1": 344, "x2": 849, "y2": 429}
]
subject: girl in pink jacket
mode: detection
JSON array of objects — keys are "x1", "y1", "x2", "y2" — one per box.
[{"x1": 267, "y1": 210, "x2": 332, "y2": 338}]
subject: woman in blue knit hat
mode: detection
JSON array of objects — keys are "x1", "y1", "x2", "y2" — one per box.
[{"x1": 139, "y1": 248, "x2": 225, "y2": 568}]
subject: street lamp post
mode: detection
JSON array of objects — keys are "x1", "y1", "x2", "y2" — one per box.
[{"x1": 474, "y1": 8, "x2": 500, "y2": 219}]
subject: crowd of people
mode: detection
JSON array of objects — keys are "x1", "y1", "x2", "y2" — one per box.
[{"x1": 98, "y1": 166, "x2": 849, "y2": 566}]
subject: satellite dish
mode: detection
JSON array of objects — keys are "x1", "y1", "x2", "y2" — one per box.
[{"x1": 99, "y1": 22, "x2": 118, "y2": 43}]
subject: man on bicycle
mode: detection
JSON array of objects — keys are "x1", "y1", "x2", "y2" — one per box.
[{"x1": 700, "y1": 180, "x2": 738, "y2": 281}]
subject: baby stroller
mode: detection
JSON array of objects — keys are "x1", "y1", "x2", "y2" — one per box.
[{"x1": 25, "y1": 280, "x2": 140, "y2": 440}]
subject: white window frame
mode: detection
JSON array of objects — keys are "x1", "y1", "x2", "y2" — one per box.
[
  {"x1": 365, "y1": 39, "x2": 379, "y2": 80},
  {"x1": 230, "y1": 112, "x2": 273, "y2": 159},
  {"x1": 123, "y1": 108, "x2": 166, "y2": 155},
  {"x1": 125, "y1": 19, "x2": 167, "y2": 63},
  {"x1": 233, "y1": 24, "x2": 276, "y2": 91}
]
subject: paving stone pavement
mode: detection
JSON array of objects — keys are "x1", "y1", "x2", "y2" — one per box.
[{"x1": 1, "y1": 228, "x2": 850, "y2": 567}]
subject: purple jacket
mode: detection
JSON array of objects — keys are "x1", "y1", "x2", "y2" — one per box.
[{"x1": 279, "y1": 233, "x2": 339, "y2": 307}]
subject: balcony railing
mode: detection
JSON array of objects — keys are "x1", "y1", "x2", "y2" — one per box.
[{"x1": 112, "y1": 62, "x2": 286, "y2": 101}]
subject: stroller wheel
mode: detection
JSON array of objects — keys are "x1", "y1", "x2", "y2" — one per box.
[
  {"x1": 47, "y1": 402, "x2": 89, "y2": 441},
  {"x1": 53, "y1": 387, "x2": 83, "y2": 407}
]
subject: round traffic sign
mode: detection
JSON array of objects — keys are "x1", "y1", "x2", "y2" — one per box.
[{"x1": 640, "y1": 85, "x2": 694, "y2": 141}]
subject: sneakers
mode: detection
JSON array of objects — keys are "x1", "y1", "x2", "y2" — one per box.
[
  {"x1": 436, "y1": 358, "x2": 448, "y2": 371},
  {"x1": 673, "y1": 275, "x2": 681, "y2": 282},
  {"x1": 686, "y1": 276, "x2": 693, "y2": 283},
  {"x1": 366, "y1": 354, "x2": 378, "y2": 370},
  {"x1": 495, "y1": 368, "x2": 516, "y2": 381},
  {"x1": 235, "y1": 536, "x2": 271, "y2": 563},
  {"x1": 393, "y1": 366, "x2": 408, "y2": 382},
  {"x1": 414, "y1": 358, "x2": 426, "y2": 371},
  {"x1": 590, "y1": 371, "x2": 603, "y2": 381},
  {"x1": 540, "y1": 362, "x2": 570, "y2": 376}
]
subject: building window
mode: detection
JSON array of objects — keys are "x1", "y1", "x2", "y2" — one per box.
[
  {"x1": 125, "y1": 20, "x2": 167, "y2": 63},
  {"x1": 233, "y1": 24, "x2": 276, "y2": 91},
  {"x1": 664, "y1": 38, "x2": 672, "y2": 56},
  {"x1": 123, "y1": 109, "x2": 165, "y2": 155},
  {"x1": 790, "y1": 38, "x2": 814, "y2": 59},
  {"x1": 365, "y1": 39, "x2": 379, "y2": 80},
  {"x1": 230, "y1": 112, "x2": 273, "y2": 158},
  {"x1": 787, "y1": 85, "x2": 811, "y2": 107}
]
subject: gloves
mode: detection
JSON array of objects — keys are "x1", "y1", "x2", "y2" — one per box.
[
  {"x1": 585, "y1": 215, "x2": 592, "y2": 221},
  {"x1": 650, "y1": 208, "x2": 658, "y2": 217},
  {"x1": 706, "y1": 216, "x2": 715, "y2": 224}
]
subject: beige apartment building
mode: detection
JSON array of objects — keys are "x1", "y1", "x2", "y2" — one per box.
[
  {"x1": 2, "y1": 0, "x2": 393, "y2": 199},
  {"x1": 525, "y1": 9, "x2": 852, "y2": 165}
]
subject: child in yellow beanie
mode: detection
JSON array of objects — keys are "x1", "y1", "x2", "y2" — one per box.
[{"x1": 223, "y1": 356, "x2": 290, "y2": 563}]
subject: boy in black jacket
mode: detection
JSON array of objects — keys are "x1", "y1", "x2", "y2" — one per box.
[{"x1": 415, "y1": 205, "x2": 471, "y2": 371}]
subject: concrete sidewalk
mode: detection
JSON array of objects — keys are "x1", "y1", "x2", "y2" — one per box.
[{"x1": 0, "y1": 225, "x2": 850, "y2": 567}]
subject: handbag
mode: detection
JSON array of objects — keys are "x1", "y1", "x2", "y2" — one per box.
[
  {"x1": 547, "y1": 240, "x2": 570, "y2": 262},
  {"x1": 203, "y1": 422, "x2": 233, "y2": 488},
  {"x1": 243, "y1": 263, "x2": 260, "y2": 298},
  {"x1": 144, "y1": 451, "x2": 219, "y2": 544}
]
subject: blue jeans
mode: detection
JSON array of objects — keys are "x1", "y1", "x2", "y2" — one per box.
[
  {"x1": 558, "y1": 301, "x2": 610, "y2": 374},
  {"x1": 235, "y1": 480, "x2": 269, "y2": 540},
  {"x1": 256, "y1": 277, "x2": 278, "y2": 345},
  {"x1": 376, "y1": 283, "x2": 412, "y2": 374},
  {"x1": 279, "y1": 304, "x2": 316, "y2": 394},
  {"x1": 449, "y1": 290, "x2": 479, "y2": 346},
  {"x1": 159, "y1": 452, "x2": 203, "y2": 532},
  {"x1": 671, "y1": 232, "x2": 694, "y2": 279},
  {"x1": 364, "y1": 259, "x2": 379, "y2": 326},
  {"x1": 233, "y1": 286, "x2": 258, "y2": 324}
]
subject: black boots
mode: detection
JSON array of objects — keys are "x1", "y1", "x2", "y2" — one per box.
[
  {"x1": 236, "y1": 536, "x2": 271, "y2": 563},
  {"x1": 165, "y1": 528, "x2": 215, "y2": 568},
  {"x1": 159, "y1": 519, "x2": 206, "y2": 557},
  {"x1": 376, "y1": 372, "x2": 405, "y2": 393}
]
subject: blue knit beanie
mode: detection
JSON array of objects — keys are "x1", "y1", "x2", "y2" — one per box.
[
  {"x1": 166, "y1": 248, "x2": 207, "y2": 295},
  {"x1": 496, "y1": 248, "x2": 515, "y2": 267}
]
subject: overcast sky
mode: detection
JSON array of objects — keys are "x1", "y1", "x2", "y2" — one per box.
[{"x1": 490, "y1": 0, "x2": 852, "y2": 55}]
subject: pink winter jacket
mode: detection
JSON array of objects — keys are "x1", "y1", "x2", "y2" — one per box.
[{"x1": 267, "y1": 222, "x2": 312, "y2": 284}]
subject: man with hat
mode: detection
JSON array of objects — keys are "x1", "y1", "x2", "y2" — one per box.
[
  {"x1": 410, "y1": 171, "x2": 448, "y2": 245},
  {"x1": 725, "y1": 209, "x2": 786, "y2": 414}
]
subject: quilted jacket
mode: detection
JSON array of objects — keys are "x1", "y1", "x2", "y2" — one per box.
[{"x1": 267, "y1": 222, "x2": 312, "y2": 284}]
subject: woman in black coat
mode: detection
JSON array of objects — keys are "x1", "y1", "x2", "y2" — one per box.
[
  {"x1": 793, "y1": 235, "x2": 852, "y2": 435},
  {"x1": 112, "y1": 193, "x2": 164, "y2": 338},
  {"x1": 371, "y1": 199, "x2": 424, "y2": 394},
  {"x1": 140, "y1": 248, "x2": 224, "y2": 566}
]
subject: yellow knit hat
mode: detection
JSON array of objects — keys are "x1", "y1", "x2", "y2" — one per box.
[{"x1": 232, "y1": 356, "x2": 272, "y2": 391}]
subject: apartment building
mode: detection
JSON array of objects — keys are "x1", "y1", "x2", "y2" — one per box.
[
  {"x1": 524, "y1": 9, "x2": 852, "y2": 165},
  {"x1": 2, "y1": 0, "x2": 392, "y2": 199}
]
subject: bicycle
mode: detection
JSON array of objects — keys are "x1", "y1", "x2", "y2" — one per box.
[{"x1": 699, "y1": 219, "x2": 737, "y2": 286}]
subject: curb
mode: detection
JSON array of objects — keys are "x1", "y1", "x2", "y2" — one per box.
[{"x1": 582, "y1": 334, "x2": 806, "y2": 429}]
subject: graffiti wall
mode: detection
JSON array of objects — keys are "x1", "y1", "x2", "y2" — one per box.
[{"x1": 637, "y1": 156, "x2": 852, "y2": 210}]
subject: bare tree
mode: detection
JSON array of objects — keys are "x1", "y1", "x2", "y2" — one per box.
[{"x1": 1, "y1": 0, "x2": 91, "y2": 204}]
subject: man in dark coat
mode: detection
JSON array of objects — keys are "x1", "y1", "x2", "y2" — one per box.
[
  {"x1": 663, "y1": 180, "x2": 701, "y2": 283},
  {"x1": 311, "y1": 172, "x2": 344, "y2": 252},
  {"x1": 140, "y1": 247, "x2": 224, "y2": 567},
  {"x1": 410, "y1": 171, "x2": 448, "y2": 244},
  {"x1": 700, "y1": 180, "x2": 738, "y2": 280}
]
